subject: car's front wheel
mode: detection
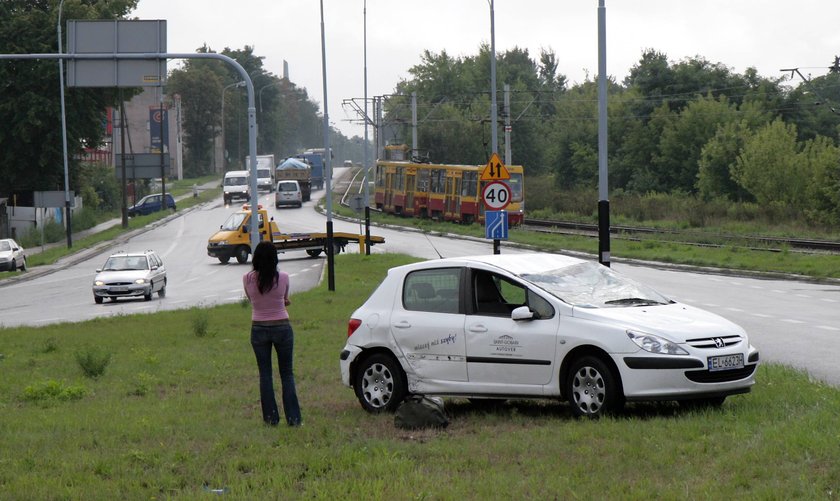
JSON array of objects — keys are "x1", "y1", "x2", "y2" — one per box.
[
  {"x1": 566, "y1": 355, "x2": 623, "y2": 418},
  {"x1": 354, "y1": 353, "x2": 407, "y2": 413},
  {"x1": 235, "y1": 245, "x2": 250, "y2": 264},
  {"x1": 144, "y1": 284, "x2": 153, "y2": 301},
  {"x1": 94, "y1": 296, "x2": 103, "y2": 304}
]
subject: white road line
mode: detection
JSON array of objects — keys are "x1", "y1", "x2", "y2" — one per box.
[
  {"x1": 817, "y1": 325, "x2": 840, "y2": 331},
  {"x1": 751, "y1": 313, "x2": 773, "y2": 318},
  {"x1": 781, "y1": 319, "x2": 805, "y2": 324},
  {"x1": 726, "y1": 307, "x2": 744, "y2": 312}
]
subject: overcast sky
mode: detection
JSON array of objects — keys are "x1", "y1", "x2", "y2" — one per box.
[{"x1": 131, "y1": 0, "x2": 840, "y2": 138}]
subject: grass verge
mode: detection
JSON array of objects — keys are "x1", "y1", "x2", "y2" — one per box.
[{"x1": 0, "y1": 253, "x2": 837, "y2": 499}]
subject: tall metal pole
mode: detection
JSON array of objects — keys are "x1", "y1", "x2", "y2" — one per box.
[
  {"x1": 489, "y1": 0, "x2": 500, "y2": 255},
  {"x1": 320, "y1": 0, "x2": 335, "y2": 291},
  {"x1": 489, "y1": 0, "x2": 498, "y2": 155},
  {"x1": 411, "y1": 92, "x2": 418, "y2": 157},
  {"x1": 504, "y1": 83, "x2": 511, "y2": 165},
  {"x1": 57, "y1": 0, "x2": 72, "y2": 248},
  {"x1": 363, "y1": 0, "x2": 371, "y2": 255},
  {"x1": 597, "y1": 0, "x2": 611, "y2": 267}
]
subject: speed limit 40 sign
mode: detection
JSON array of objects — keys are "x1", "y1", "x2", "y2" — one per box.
[{"x1": 482, "y1": 181, "x2": 511, "y2": 210}]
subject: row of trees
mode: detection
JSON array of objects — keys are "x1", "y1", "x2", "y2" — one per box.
[
  {"x1": 385, "y1": 47, "x2": 840, "y2": 225},
  {"x1": 0, "y1": 0, "x2": 139, "y2": 201},
  {"x1": 0, "y1": 1, "x2": 361, "y2": 207}
]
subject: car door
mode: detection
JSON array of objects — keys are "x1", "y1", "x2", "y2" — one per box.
[
  {"x1": 465, "y1": 269, "x2": 559, "y2": 388},
  {"x1": 389, "y1": 267, "x2": 468, "y2": 382}
]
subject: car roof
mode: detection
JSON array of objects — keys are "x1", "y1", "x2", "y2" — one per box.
[
  {"x1": 107, "y1": 250, "x2": 157, "y2": 258},
  {"x1": 396, "y1": 253, "x2": 587, "y2": 277}
]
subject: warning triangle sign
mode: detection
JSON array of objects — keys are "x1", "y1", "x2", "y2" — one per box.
[{"x1": 480, "y1": 152, "x2": 510, "y2": 180}]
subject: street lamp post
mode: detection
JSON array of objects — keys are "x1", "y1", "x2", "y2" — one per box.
[
  {"x1": 320, "y1": 0, "x2": 336, "y2": 291},
  {"x1": 57, "y1": 0, "x2": 71, "y2": 248},
  {"x1": 220, "y1": 81, "x2": 245, "y2": 172},
  {"x1": 597, "y1": 0, "x2": 610, "y2": 267},
  {"x1": 363, "y1": 0, "x2": 371, "y2": 255}
]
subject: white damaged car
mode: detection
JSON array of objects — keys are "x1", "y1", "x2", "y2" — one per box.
[{"x1": 339, "y1": 253, "x2": 759, "y2": 418}]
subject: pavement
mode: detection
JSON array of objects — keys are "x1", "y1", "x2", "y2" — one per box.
[{"x1": 0, "y1": 181, "x2": 219, "y2": 288}]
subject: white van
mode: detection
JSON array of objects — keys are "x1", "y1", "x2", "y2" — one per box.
[
  {"x1": 275, "y1": 180, "x2": 303, "y2": 208},
  {"x1": 223, "y1": 170, "x2": 250, "y2": 205},
  {"x1": 257, "y1": 167, "x2": 274, "y2": 193}
]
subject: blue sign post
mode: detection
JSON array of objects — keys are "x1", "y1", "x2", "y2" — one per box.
[{"x1": 485, "y1": 210, "x2": 509, "y2": 240}]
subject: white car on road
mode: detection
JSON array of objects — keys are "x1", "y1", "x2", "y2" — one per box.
[
  {"x1": 92, "y1": 250, "x2": 167, "y2": 304},
  {"x1": 0, "y1": 238, "x2": 26, "y2": 272},
  {"x1": 340, "y1": 253, "x2": 759, "y2": 418}
]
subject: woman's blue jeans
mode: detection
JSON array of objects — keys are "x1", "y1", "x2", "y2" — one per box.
[{"x1": 250, "y1": 323, "x2": 302, "y2": 426}]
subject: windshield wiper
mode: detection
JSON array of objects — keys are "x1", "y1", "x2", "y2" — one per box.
[{"x1": 604, "y1": 297, "x2": 666, "y2": 306}]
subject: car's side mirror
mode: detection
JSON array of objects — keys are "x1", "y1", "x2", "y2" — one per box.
[
  {"x1": 242, "y1": 226, "x2": 249, "y2": 233},
  {"x1": 511, "y1": 306, "x2": 534, "y2": 321}
]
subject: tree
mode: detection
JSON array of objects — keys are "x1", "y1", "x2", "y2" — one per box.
[
  {"x1": 733, "y1": 119, "x2": 806, "y2": 207},
  {"x1": 0, "y1": 0, "x2": 137, "y2": 200}
]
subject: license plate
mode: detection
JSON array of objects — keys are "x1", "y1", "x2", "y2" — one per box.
[
  {"x1": 707, "y1": 353, "x2": 744, "y2": 372},
  {"x1": 110, "y1": 286, "x2": 128, "y2": 292}
]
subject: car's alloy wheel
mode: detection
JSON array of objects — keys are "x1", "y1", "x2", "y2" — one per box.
[
  {"x1": 354, "y1": 353, "x2": 406, "y2": 413},
  {"x1": 567, "y1": 356, "x2": 622, "y2": 418}
]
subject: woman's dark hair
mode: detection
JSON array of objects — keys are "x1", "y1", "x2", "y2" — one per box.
[{"x1": 251, "y1": 241, "x2": 279, "y2": 294}]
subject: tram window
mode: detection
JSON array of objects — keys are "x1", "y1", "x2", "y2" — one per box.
[
  {"x1": 396, "y1": 168, "x2": 405, "y2": 190},
  {"x1": 462, "y1": 171, "x2": 477, "y2": 197},
  {"x1": 430, "y1": 169, "x2": 445, "y2": 193},
  {"x1": 509, "y1": 173, "x2": 523, "y2": 201},
  {"x1": 375, "y1": 165, "x2": 385, "y2": 187},
  {"x1": 417, "y1": 169, "x2": 430, "y2": 192}
]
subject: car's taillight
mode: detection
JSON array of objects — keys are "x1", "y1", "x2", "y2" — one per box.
[{"x1": 347, "y1": 318, "x2": 362, "y2": 338}]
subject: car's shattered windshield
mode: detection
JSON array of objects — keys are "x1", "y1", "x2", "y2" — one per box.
[{"x1": 522, "y1": 262, "x2": 670, "y2": 308}]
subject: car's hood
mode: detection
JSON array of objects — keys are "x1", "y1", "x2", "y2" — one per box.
[
  {"x1": 208, "y1": 230, "x2": 239, "y2": 243},
  {"x1": 571, "y1": 302, "x2": 745, "y2": 342},
  {"x1": 94, "y1": 270, "x2": 148, "y2": 282}
]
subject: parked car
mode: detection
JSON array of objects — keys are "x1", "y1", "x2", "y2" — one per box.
[
  {"x1": 0, "y1": 238, "x2": 26, "y2": 272},
  {"x1": 127, "y1": 193, "x2": 176, "y2": 217},
  {"x1": 275, "y1": 180, "x2": 303, "y2": 208},
  {"x1": 92, "y1": 250, "x2": 167, "y2": 304},
  {"x1": 340, "y1": 253, "x2": 759, "y2": 418}
]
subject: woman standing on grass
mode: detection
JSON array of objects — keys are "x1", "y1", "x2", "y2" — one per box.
[{"x1": 243, "y1": 241, "x2": 302, "y2": 426}]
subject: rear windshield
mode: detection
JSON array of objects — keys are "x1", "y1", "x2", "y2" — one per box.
[{"x1": 278, "y1": 182, "x2": 298, "y2": 192}]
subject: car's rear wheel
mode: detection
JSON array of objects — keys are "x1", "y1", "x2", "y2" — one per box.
[
  {"x1": 566, "y1": 355, "x2": 623, "y2": 418},
  {"x1": 158, "y1": 280, "x2": 167, "y2": 298},
  {"x1": 235, "y1": 245, "x2": 250, "y2": 264},
  {"x1": 19, "y1": 258, "x2": 26, "y2": 271},
  {"x1": 354, "y1": 353, "x2": 407, "y2": 413}
]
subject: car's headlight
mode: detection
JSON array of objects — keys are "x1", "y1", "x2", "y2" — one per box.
[
  {"x1": 135, "y1": 279, "x2": 147, "y2": 284},
  {"x1": 94, "y1": 280, "x2": 104, "y2": 286},
  {"x1": 627, "y1": 330, "x2": 688, "y2": 355}
]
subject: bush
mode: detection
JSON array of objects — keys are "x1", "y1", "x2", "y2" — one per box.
[
  {"x1": 192, "y1": 309, "x2": 211, "y2": 338},
  {"x1": 75, "y1": 346, "x2": 112, "y2": 379},
  {"x1": 22, "y1": 380, "x2": 87, "y2": 404}
]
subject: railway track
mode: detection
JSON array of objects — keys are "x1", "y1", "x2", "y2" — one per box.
[
  {"x1": 336, "y1": 168, "x2": 839, "y2": 255},
  {"x1": 523, "y1": 218, "x2": 840, "y2": 254}
]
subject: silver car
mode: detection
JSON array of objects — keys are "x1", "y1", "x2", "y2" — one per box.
[
  {"x1": 0, "y1": 238, "x2": 26, "y2": 272},
  {"x1": 92, "y1": 250, "x2": 167, "y2": 304}
]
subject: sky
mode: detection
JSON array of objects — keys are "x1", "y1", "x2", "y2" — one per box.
[{"x1": 131, "y1": 0, "x2": 840, "y2": 138}]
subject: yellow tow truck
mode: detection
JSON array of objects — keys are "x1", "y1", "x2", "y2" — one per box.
[{"x1": 206, "y1": 205, "x2": 385, "y2": 264}]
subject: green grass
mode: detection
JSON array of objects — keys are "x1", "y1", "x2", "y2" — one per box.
[{"x1": 1, "y1": 254, "x2": 838, "y2": 499}]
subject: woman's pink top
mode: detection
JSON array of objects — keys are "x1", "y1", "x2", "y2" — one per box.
[{"x1": 243, "y1": 270, "x2": 290, "y2": 321}]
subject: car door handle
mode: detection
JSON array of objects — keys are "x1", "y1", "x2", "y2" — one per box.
[
  {"x1": 393, "y1": 320, "x2": 411, "y2": 329},
  {"x1": 468, "y1": 324, "x2": 488, "y2": 333}
]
